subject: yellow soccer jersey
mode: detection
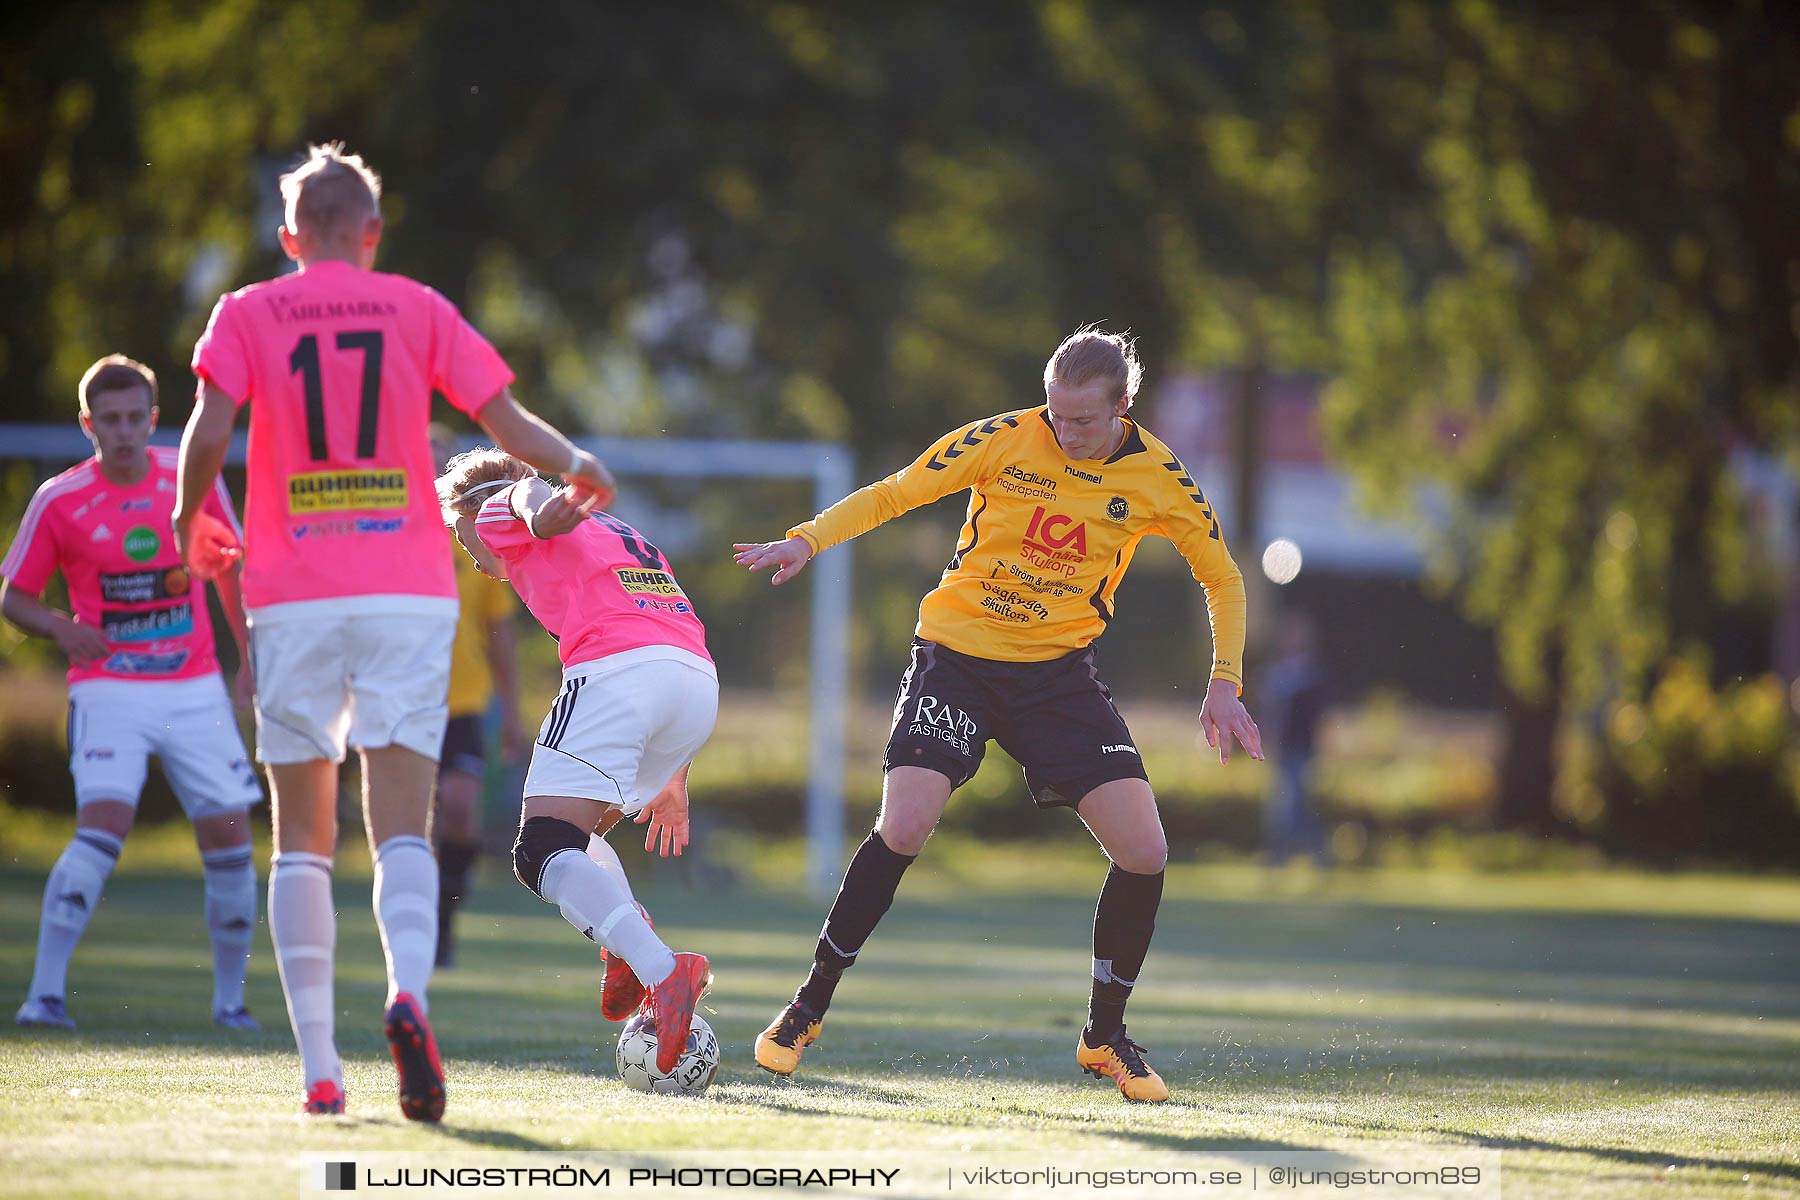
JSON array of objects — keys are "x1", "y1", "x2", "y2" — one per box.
[
  {"x1": 447, "y1": 548, "x2": 517, "y2": 717},
  {"x1": 789, "y1": 407, "x2": 1246, "y2": 685}
]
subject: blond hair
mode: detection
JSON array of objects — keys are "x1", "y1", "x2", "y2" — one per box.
[
  {"x1": 1044, "y1": 325, "x2": 1143, "y2": 404},
  {"x1": 436, "y1": 447, "x2": 534, "y2": 524},
  {"x1": 78, "y1": 353, "x2": 157, "y2": 414},
  {"x1": 280, "y1": 142, "x2": 382, "y2": 240}
]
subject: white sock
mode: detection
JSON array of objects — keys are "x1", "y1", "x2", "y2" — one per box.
[
  {"x1": 586, "y1": 833, "x2": 639, "y2": 904},
  {"x1": 541, "y1": 848, "x2": 674, "y2": 989},
  {"x1": 201, "y1": 845, "x2": 257, "y2": 1013},
  {"x1": 373, "y1": 835, "x2": 437, "y2": 1013},
  {"x1": 269, "y1": 851, "x2": 340, "y2": 1088},
  {"x1": 27, "y1": 830, "x2": 122, "y2": 1000}
]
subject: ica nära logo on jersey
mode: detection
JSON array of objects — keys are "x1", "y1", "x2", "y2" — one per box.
[{"x1": 1020, "y1": 505, "x2": 1087, "y2": 577}]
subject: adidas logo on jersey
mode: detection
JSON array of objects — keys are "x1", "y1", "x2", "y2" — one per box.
[{"x1": 90, "y1": 523, "x2": 113, "y2": 542}]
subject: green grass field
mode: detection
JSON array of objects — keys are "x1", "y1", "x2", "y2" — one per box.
[{"x1": 1, "y1": 834, "x2": 1796, "y2": 1199}]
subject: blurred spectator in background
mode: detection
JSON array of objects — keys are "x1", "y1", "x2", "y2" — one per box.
[
  {"x1": 1262, "y1": 610, "x2": 1327, "y2": 864},
  {"x1": 429, "y1": 424, "x2": 526, "y2": 967}
]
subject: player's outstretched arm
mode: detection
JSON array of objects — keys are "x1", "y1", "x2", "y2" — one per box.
[
  {"x1": 732, "y1": 536, "x2": 814, "y2": 586},
  {"x1": 0, "y1": 581, "x2": 109, "y2": 666},
  {"x1": 476, "y1": 390, "x2": 617, "y2": 512},
  {"x1": 1199, "y1": 678, "x2": 1263, "y2": 765}
]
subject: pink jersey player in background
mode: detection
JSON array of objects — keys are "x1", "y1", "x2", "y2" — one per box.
[
  {"x1": 1, "y1": 355, "x2": 264, "y2": 1034},
  {"x1": 436, "y1": 448, "x2": 715, "y2": 1078},
  {"x1": 172, "y1": 144, "x2": 618, "y2": 1121}
]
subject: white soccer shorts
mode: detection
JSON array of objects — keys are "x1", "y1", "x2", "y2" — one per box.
[
  {"x1": 66, "y1": 675, "x2": 263, "y2": 816},
  {"x1": 248, "y1": 606, "x2": 455, "y2": 765},
  {"x1": 524, "y1": 647, "x2": 719, "y2": 815}
]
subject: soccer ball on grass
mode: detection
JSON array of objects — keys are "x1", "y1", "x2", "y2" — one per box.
[{"x1": 615, "y1": 1011, "x2": 719, "y2": 1095}]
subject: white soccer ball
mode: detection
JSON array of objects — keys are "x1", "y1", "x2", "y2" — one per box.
[{"x1": 615, "y1": 1011, "x2": 719, "y2": 1095}]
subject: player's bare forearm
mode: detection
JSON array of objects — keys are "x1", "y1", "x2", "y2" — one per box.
[
  {"x1": 477, "y1": 390, "x2": 616, "y2": 508},
  {"x1": 174, "y1": 384, "x2": 236, "y2": 538},
  {"x1": 2, "y1": 583, "x2": 66, "y2": 641},
  {"x1": 212, "y1": 561, "x2": 250, "y2": 657},
  {"x1": 2, "y1": 582, "x2": 108, "y2": 665},
  {"x1": 477, "y1": 390, "x2": 569, "y2": 472},
  {"x1": 506, "y1": 476, "x2": 584, "y2": 539}
]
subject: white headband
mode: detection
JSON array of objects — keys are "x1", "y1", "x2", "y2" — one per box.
[{"x1": 459, "y1": 478, "x2": 515, "y2": 501}]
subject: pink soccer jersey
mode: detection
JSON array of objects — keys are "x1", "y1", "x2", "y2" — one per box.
[
  {"x1": 474, "y1": 486, "x2": 711, "y2": 669},
  {"x1": 0, "y1": 447, "x2": 239, "y2": 684},
  {"x1": 192, "y1": 259, "x2": 515, "y2": 611}
]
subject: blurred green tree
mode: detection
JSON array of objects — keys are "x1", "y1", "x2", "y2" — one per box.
[
  {"x1": 1029, "y1": 0, "x2": 1798, "y2": 849},
  {"x1": 3, "y1": 1, "x2": 1796, "y2": 857},
  {"x1": 1306, "y1": 3, "x2": 1800, "y2": 841}
]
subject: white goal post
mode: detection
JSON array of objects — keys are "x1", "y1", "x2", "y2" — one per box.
[{"x1": 0, "y1": 423, "x2": 854, "y2": 897}]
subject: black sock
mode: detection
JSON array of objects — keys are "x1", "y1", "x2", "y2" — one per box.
[
  {"x1": 438, "y1": 840, "x2": 479, "y2": 906},
  {"x1": 1087, "y1": 864, "x2": 1165, "y2": 1039},
  {"x1": 794, "y1": 830, "x2": 916, "y2": 1015},
  {"x1": 437, "y1": 840, "x2": 479, "y2": 950}
]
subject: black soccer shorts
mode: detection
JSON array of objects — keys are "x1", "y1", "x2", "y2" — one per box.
[
  {"x1": 439, "y1": 713, "x2": 488, "y2": 779},
  {"x1": 881, "y1": 638, "x2": 1149, "y2": 809}
]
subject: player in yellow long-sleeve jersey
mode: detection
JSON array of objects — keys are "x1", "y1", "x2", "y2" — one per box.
[
  {"x1": 734, "y1": 326, "x2": 1262, "y2": 1102},
  {"x1": 430, "y1": 426, "x2": 525, "y2": 967}
]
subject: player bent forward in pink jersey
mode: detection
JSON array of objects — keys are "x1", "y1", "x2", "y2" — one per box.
[
  {"x1": 1, "y1": 355, "x2": 264, "y2": 1033},
  {"x1": 174, "y1": 145, "x2": 619, "y2": 1120},
  {"x1": 437, "y1": 449, "x2": 714, "y2": 1077}
]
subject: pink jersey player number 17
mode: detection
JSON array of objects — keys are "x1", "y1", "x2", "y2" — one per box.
[{"x1": 192, "y1": 259, "x2": 515, "y2": 614}]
